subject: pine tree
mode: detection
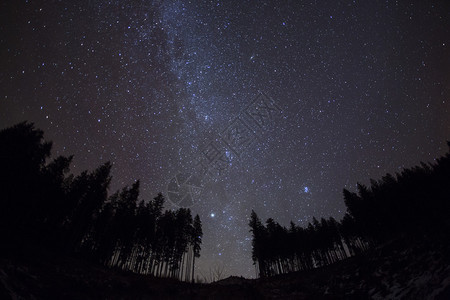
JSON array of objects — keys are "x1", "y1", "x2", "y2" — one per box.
[{"x1": 191, "y1": 214, "x2": 202, "y2": 282}]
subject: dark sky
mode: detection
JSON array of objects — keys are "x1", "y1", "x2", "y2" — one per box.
[{"x1": 1, "y1": 0, "x2": 449, "y2": 278}]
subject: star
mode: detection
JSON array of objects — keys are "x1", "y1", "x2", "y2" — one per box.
[{"x1": 1, "y1": 0, "x2": 449, "y2": 280}]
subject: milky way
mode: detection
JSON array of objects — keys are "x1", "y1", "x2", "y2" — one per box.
[{"x1": 1, "y1": 0, "x2": 450, "y2": 278}]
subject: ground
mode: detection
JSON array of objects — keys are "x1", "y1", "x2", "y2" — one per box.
[{"x1": 1, "y1": 232, "x2": 449, "y2": 299}]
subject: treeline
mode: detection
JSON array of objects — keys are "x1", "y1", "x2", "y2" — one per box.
[
  {"x1": 248, "y1": 212, "x2": 369, "y2": 277},
  {"x1": 249, "y1": 142, "x2": 450, "y2": 278},
  {"x1": 0, "y1": 122, "x2": 202, "y2": 281}
]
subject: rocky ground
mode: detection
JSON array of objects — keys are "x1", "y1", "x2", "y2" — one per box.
[{"x1": 1, "y1": 232, "x2": 449, "y2": 299}]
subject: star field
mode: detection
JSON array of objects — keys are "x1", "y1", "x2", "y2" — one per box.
[{"x1": 1, "y1": 0, "x2": 450, "y2": 278}]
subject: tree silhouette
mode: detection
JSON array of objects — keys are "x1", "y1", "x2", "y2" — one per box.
[
  {"x1": 0, "y1": 122, "x2": 52, "y2": 240},
  {"x1": 191, "y1": 214, "x2": 203, "y2": 282},
  {"x1": 249, "y1": 141, "x2": 450, "y2": 277},
  {"x1": 0, "y1": 122, "x2": 202, "y2": 281}
]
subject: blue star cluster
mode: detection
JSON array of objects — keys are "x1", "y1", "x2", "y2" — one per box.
[{"x1": 1, "y1": 0, "x2": 449, "y2": 278}]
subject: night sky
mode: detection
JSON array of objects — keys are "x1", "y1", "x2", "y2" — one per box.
[{"x1": 1, "y1": 0, "x2": 450, "y2": 278}]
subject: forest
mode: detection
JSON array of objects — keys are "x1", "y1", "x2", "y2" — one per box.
[
  {"x1": 2, "y1": 120, "x2": 449, "y2": 287},
  {"x1": 0, "y1": 122, "x2": 202, "y2": 282},
  {"x1": 249, "y1": 141, "x2": 450, "y2": 278}
]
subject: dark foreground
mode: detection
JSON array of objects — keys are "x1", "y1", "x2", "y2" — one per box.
[{"x1": 1, "y1": 232, "x2": 449, "y2": 299}]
